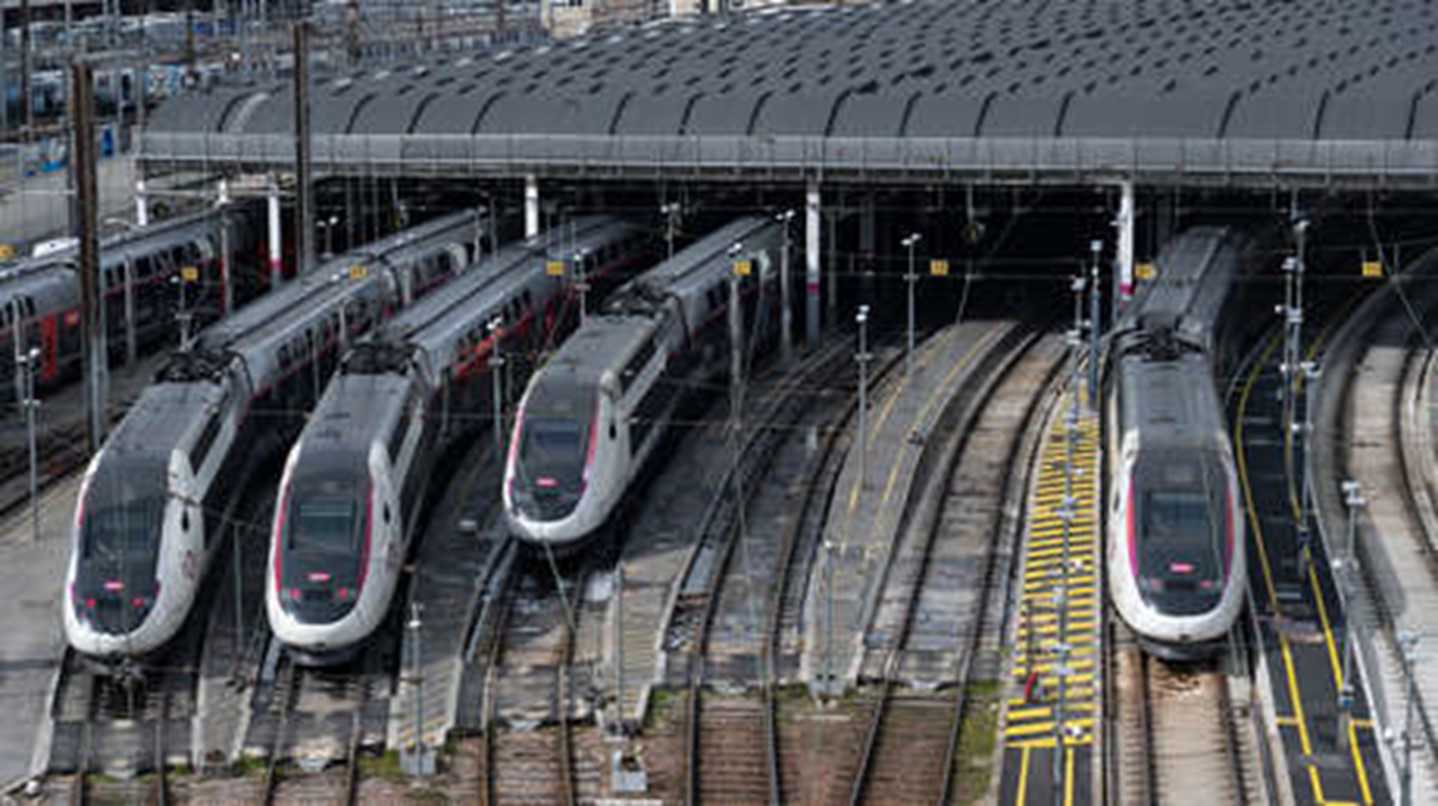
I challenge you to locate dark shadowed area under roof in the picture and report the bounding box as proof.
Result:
[140,0,1438,187]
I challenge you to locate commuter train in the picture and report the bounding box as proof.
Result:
[1105,226,1257,660]
[267,217,651,664]
[505,216,783,553]
[0,206,263,397]
[63,212,478,660]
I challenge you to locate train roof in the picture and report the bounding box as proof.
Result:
[302,374,410,452]
[614,216,774,304]
[1120,226,1245,354]
[541,315,653,385]
[344,210,476,267]
[372,215,628,350]
[102,382,226,456]
[1118,353,1225,450]
[189,212,470,354]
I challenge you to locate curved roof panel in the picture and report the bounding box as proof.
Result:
[142,0,1438,186]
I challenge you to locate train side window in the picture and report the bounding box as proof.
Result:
[387,409,412,463]
[620,337,657,394]
[189,411,222,469]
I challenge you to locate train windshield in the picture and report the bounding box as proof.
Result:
[1137,481,1225,616]
[512,379,595,520]
[74,455,168,635]
[290,497,358,553]
[278,456,368,624]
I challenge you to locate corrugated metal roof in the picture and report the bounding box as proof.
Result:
[140,0,1438,186]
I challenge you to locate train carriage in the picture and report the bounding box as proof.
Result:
[505,216,785,553]
[267,216,650,664]
[1105,226,1258,659]
[63,212,478,660]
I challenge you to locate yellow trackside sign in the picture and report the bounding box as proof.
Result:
[180,265,200,282]
[930,259,949,277]
[1362,260,1384,278]
[546,260,565,277]
[1135,262,1156,281]
[732,259,752,277]
[349,264,368,280]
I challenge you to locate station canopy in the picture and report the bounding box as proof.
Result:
[141,0,1438,188]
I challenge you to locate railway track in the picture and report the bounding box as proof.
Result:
[847,327,1061,805]
[478,550,594,806]
[46,605,205,794]
[250,627,393,804]
[1107,620,1250,805]
[676,336,859,805]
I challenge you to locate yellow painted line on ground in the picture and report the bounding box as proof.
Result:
[843,328,961,518]
[1065,747,1076,806]
[1006,735,1096,750]
[1236,332,1362,805]
[1307,559,1374,804]
[874,329,1001,528]
[1015,746,1031,805]
[845,327,998,552]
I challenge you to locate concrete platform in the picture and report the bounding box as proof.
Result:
[389,440,507,753]
[0,473,81,792]
[800,320,1004,692]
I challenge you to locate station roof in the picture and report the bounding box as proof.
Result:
[141,0,1438,188]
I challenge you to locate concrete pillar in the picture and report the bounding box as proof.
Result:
[135,178,149,227]
[267,176,283,287]
[1116,180,1135,304]
[524,175,539,239]
[805,179,821,348]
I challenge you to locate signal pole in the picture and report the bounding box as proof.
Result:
[777,210,795,364]
[1336,480,1364,751]
[1088,240,1102,407]
[489,316,505,450]
[902,233,920,374]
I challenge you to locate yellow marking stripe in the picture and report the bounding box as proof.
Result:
[1007,735,1095,750]
[1236,327,1373,805]
[1015,746,1031,805]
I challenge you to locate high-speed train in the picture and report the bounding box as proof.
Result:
[504,216,783,553]
[63,212,478,660]
[1106,226,1257,659]
[0,206,262,396]
[267,217,650,664]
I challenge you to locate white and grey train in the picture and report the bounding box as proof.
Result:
[64,212,478,660]
[1106,226,1257,659]
[504,216,783,553]
[267,217,650,664]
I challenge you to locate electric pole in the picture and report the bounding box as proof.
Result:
[293,22,315,277]
[71,60,107,452]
